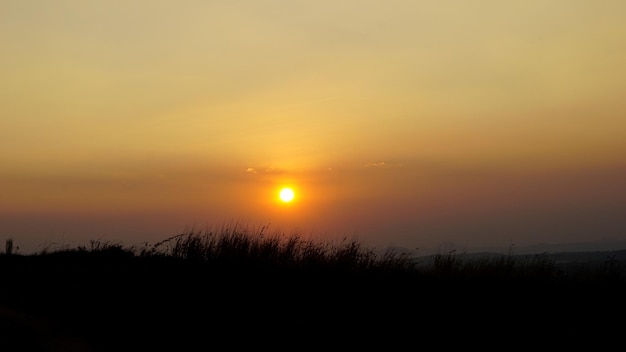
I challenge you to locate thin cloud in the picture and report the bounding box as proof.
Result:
[364,161,406,168]
[245,167,284,175]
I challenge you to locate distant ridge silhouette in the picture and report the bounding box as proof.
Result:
[383,238,626,257]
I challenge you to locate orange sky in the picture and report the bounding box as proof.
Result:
[2,1,626,254]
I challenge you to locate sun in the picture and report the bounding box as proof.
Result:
[279,187,295,203]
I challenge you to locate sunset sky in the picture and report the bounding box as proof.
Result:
[2,1,626,255]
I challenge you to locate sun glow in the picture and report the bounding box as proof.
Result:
[279,188,295,203]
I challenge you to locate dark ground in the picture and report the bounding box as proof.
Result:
[1,252,624,351]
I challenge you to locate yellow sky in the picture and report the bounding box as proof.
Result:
[2,1,626,254]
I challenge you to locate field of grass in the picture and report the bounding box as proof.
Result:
[1,225,625,350]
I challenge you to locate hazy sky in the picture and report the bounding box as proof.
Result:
[2,0,626,254]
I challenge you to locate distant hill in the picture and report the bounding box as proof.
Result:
[412,249,626,266]
[502,239,626,255]
[381,238,626,258]
[380,240,626,273]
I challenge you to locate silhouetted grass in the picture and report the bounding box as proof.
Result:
[141,225,416,275]
[4,226,622,283]
[1,227,625,350]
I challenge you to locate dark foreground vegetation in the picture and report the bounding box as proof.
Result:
[1,226,625,351]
